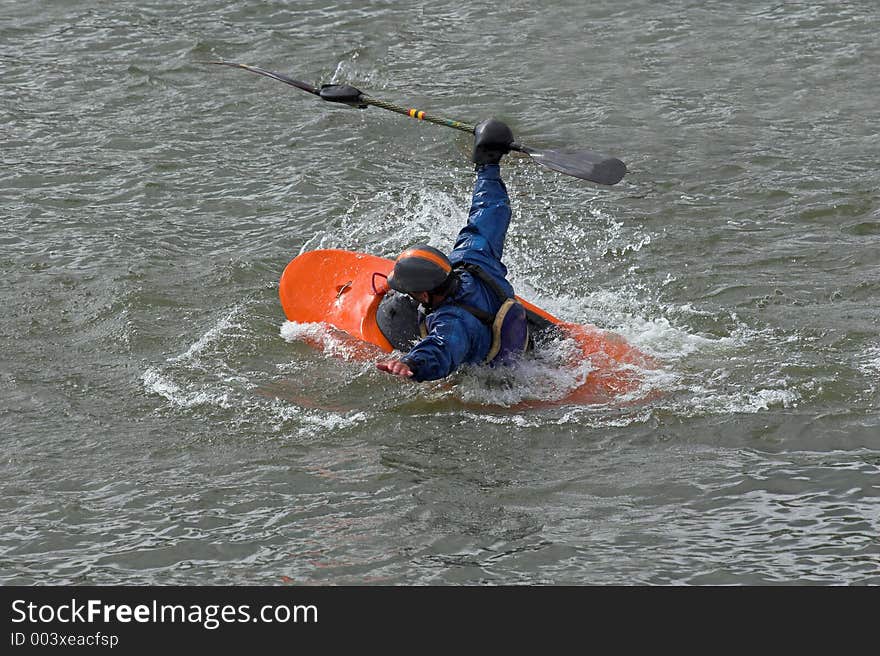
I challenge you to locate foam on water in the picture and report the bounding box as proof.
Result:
[298,181,466,258]
[595,215,654,259]
[860,346,880,376]
[327,50,383,89]
[278,313,666,414]
[689,385,801,414]
[859,345,880,396]
[142,359,369,438]
[432,330,598,408]
[165,303,246,365]
[141,367,234,410]
[279,320,374,362]
[141,307,372,437]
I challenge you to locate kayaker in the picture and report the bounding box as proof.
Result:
[376,118,529,381]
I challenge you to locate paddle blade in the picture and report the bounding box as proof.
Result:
[206,61,320,96]
[518,145,627,185]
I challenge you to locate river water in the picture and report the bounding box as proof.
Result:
[2,1,878,585]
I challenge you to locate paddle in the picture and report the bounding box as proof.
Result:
[206,61,627,186]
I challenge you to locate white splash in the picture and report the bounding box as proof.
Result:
[692,387,801,413]
[280,320,368,361]
[167,304,246,365]
[860,346,880,376]
[141,368,234,409]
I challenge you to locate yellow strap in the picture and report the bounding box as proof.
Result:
[485,299,525,364]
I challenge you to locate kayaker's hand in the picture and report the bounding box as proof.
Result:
[377,359,414,378]
[473,118,514,166]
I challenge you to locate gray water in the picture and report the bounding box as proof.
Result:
[2,0,878,585]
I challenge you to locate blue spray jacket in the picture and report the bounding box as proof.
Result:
[400,164,517,381]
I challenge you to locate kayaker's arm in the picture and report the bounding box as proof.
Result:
[376,119,518,383]
[451,119,515,262]
[376,359,414,378]
[452,164,512,262]
[379,307,478,382]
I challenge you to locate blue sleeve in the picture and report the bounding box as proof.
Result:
[399,308,475,382]
[449,164,511,273]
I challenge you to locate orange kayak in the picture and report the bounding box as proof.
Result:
[279,249,656,405]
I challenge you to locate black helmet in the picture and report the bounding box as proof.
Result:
[387,245,452,294]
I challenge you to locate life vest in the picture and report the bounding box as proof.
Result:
[418,262,529,366]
